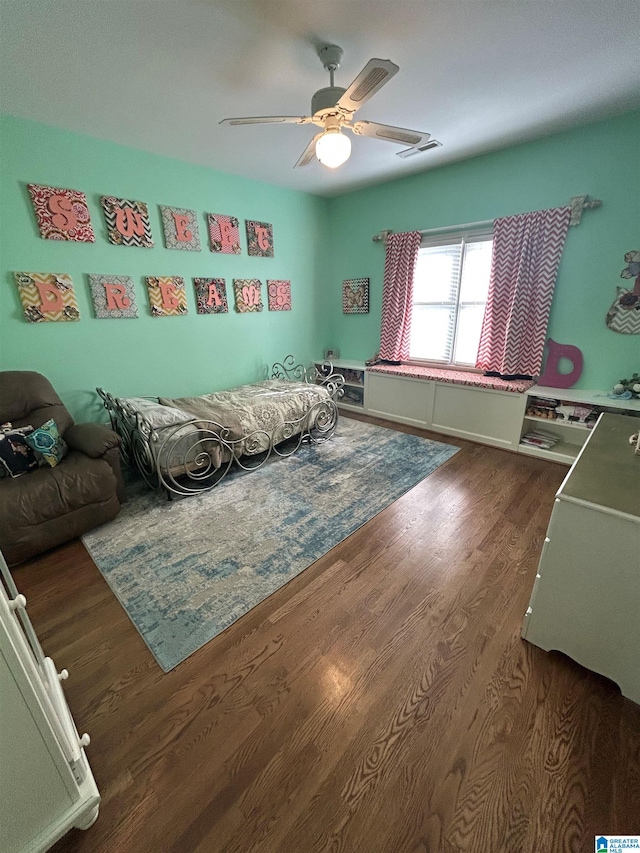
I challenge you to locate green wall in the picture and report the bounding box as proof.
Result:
[2,111,638,424]
[0,115,328,421]
[324,110,640,390]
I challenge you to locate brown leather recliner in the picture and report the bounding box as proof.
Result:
[0,371,126,566]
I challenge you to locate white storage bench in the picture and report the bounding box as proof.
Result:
[350,363,640,462]
[364,364,532,452]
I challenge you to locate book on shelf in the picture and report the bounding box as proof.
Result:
[530,396,560,408]
[521,429,560,450]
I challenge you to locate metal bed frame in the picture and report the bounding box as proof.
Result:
[97,356,344,497]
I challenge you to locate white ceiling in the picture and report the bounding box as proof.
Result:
[1,0,639,197]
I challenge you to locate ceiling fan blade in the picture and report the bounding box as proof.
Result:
[337,58,399,114]
[351,120,429,147]
[219,115,311,126]
[294,134,322,168]
[396,139,443,158]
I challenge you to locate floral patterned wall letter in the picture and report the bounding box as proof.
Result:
[146,276,188,316]
[101,196,154,247]
[28,184,95,242]
[160,206,201,251]
[233,279,263,313]
[193,278,229,314]
[267,280,291,311]
[15,273,80,323]
[89,274,138,319]
[245,220,274,257]
[207,213,241,254]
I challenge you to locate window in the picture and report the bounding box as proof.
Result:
[410,232,493,366]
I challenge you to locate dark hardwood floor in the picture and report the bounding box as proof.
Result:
[14,414,639,853]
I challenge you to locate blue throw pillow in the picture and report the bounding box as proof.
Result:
[0,424,39,477]
[25,418,68,468]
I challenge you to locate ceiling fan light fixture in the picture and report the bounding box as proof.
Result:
[315,128,351,169]
[221,47,434,173]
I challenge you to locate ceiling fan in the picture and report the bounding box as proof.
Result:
[220,45,441,169]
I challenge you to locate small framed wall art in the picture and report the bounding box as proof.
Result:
[15,273,80,323]
[89,275,138,319]
[101,196,154,248]
[343,278,369,314]
[245,220,274,257]
[267,280,291,311]
[193,278,229,314]
[160,206,201,251]
[28,184,95,242]
[233,279,263,313]
[146,276,188,316]
[207,213,241,254]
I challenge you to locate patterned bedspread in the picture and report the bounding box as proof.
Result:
[159,379,331,455]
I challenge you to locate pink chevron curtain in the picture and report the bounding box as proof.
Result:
[476,207,571,376]
[379,231,421,361]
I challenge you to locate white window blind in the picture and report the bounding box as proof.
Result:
[409,233,493,366]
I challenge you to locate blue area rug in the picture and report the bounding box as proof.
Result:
[82,418,459,671]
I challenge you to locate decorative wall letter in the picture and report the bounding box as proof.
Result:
[146,276,188,316]
[207,213,241,254]
[193,278,229,314]
[14,273,80,323]
[101,197,154,247]
[537,338,584,388]
[27,184,95,242]
[267,280,291,311]
[245,220,274,257]
[89,275,138,319]
[233,279,263,313]
[160,206,201,251]
[342,278,369,314]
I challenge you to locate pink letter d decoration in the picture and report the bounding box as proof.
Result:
[538,338,583,388]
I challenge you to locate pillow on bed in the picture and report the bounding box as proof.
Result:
[122,397,194,429]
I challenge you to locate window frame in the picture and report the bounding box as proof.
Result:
[408,228,494,371]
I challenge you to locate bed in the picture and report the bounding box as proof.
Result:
[96,356,344,497]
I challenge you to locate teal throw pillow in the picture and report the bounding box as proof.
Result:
[25,418,68,467]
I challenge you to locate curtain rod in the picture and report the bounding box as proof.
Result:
[371,195,603,243]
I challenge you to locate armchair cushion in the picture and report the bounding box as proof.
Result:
[65,422,121,458]
[0,451,120,565]
[0,371,73,435]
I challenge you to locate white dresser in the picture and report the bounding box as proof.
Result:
[521,413,640,704]
[0,551,100,853]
